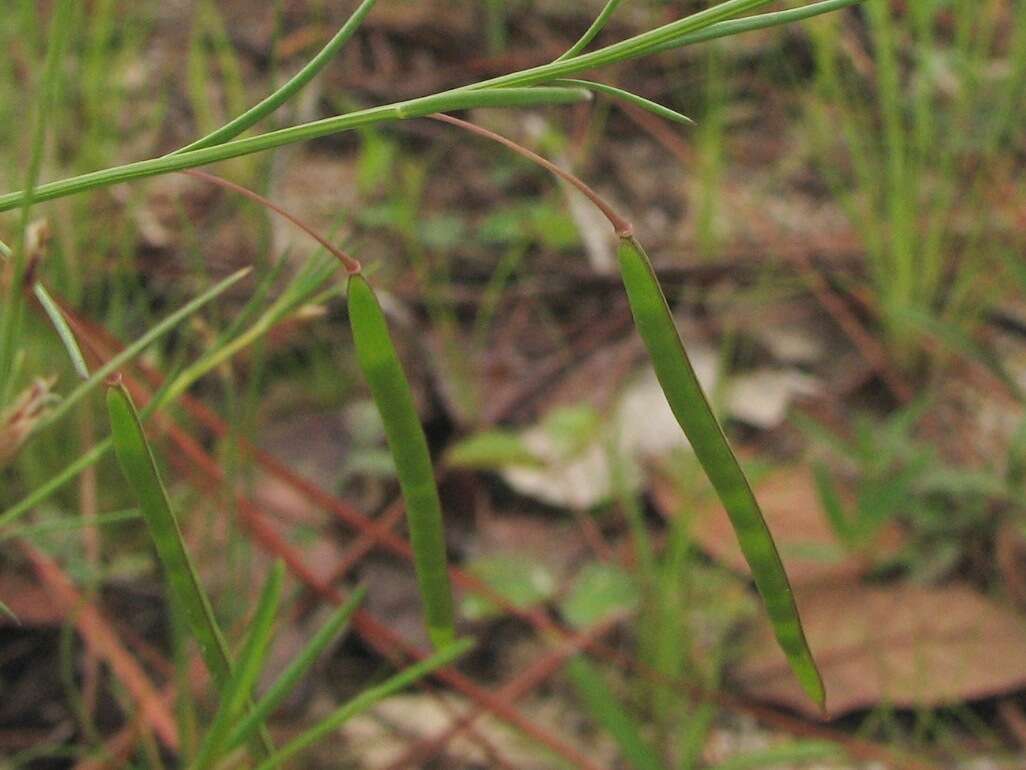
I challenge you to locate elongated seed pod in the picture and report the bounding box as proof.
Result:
[615,236,825,710]
[107,383,275,755]
[106,381,233,686]
[347,274,456,649]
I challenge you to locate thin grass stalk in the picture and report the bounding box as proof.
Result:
[32,268,251,437]
[556,0,626,61]
[224,585,367,752]
[174,0,377,153]
[0,0,74,399]
[191,561,284,770]
[250,638,474,770]
[0,88,591,212]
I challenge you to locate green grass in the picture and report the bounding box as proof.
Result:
[806,1,1026,370]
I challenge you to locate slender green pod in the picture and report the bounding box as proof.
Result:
[614,235,825,710]
[346,274,456,649]
[106,381,234,688]
[107,382,277,759]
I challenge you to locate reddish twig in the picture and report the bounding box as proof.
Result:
[182,169,361,274]
[430,113,633,238]
[22,544,179,751]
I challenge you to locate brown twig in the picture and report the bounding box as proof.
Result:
[182,169,362,274]
[430,113,634,238]
[23,544,178,751]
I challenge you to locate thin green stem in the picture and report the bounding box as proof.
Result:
[0,0,74,399]
[0,89,589,212]
[173,0,377,154]
[556,0,626,62]
[0,1,868,214]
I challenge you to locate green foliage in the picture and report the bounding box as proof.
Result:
[106,382,237,694]
[567,656,663,770]
[805,403,1022,581]
[807,0,1026,368]
[462,556,556,620]
[348,274,457,649]
[446,429,543,470]
[560,562,640,628]
[616,236,824,710]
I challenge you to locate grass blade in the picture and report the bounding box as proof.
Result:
[556,0,626,61]
[567,656,662,770]
[251,637,475,770]
[0,509,139,543]
[551,78,694,125]
[709,740,843,769]
[347,274,456,649]
[0,599,18,625]
[225,585,367,752]
[175,0,378,153]
[0,256,333,530]
[35,267,251,436]
[649,0,865,55]
[192,561,284,770]
[615,235,825,711]
[0,0,74,399]
[32,283,89,379]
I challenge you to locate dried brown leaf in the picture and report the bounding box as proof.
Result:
[736,580,1026,716]
[652,465,899,586]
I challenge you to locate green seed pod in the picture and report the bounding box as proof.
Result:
[106,381,233,687]
[615,236,825,710]
[347,274,456,650]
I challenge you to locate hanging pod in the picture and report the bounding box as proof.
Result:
[347,274,457,650]
[615,235,825,711]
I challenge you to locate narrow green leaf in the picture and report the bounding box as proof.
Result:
[551,79,695,125]
[347,274,456,649]
[252,638,474,770]
[0,509,139,543]
[35,267,251,436]
[0,600,18,625]
[32,283,89,379]
[225,585,367,752]
[175,0,378,153]
[615,236,824,711]
[0,0,74,399]
[0,256,332,530]
[567,656,662,770]
[649,0,866,55]
[445,429,542,470]
[192,562,284,770]
[106,382,276,761]
[812,462,853,546]
[709,740,843,770]
[556,0,627,61]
